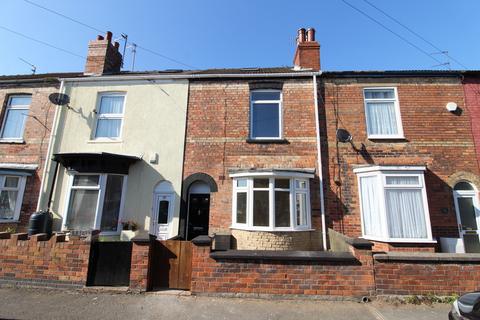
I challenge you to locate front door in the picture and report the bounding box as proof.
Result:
[187,194,210,240]
[153,193,174,240]
[454,183,480,253]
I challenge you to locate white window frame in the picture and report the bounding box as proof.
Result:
[62,172,127,235]
[363,87,404,140]
[0,175,27,223]
[230,171,313,232]
[0,95,31,142]
[249,89,283,140]
[93,92,126,141]
[354,166,434,243]
[453,181,480,240]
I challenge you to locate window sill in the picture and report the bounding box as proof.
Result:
[231,226,314,233]
[246,138,289,144]
[360,236,437,244]
[87,139,123,144]
[0,139,25,144]
[367,136,407,142]
[0,219,19,224]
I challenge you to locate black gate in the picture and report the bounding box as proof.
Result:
[87,241,133,286]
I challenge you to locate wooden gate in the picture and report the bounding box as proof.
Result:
[87,241,132,286]
[150,240,193,290]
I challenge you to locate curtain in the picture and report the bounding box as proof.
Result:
[366,102,398,135]
[2,109,28,138]
[95,119,122,138]
[0,190,17,219]
[296,193,307,227]
[386,176,418,185]
[385,189,427,238]
[99,96,124,114]
[360,176,384,237]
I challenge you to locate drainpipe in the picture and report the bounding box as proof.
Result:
[313,73,327,251]
[36,80,64,211]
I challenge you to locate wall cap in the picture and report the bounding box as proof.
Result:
[192,235,212,246]
[374,252,480,262]
[210,250,357,262]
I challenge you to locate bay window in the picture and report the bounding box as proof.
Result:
[231,171,313,231]
[64,173,126,233]
[355,166,433,242]
[0,175,27,221]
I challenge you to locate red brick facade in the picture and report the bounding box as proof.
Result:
[321,75,479,248]
[462,75,480,167]
[0,80,61,232]
[182,78,322,248]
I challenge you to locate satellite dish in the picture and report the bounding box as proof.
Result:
[446,102,458,112]
[48,93,70,106]
[336,128,352,143]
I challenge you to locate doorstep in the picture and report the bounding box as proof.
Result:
[82,286,130,294]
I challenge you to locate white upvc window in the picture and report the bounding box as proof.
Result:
[363,88,404,139]
[250,90,283,140]
[231,171,313,231]
[0,95,31,141]
[0,175,27,222]
[63,173,127,234]
[94,93,125,140]
[354,166,433,243]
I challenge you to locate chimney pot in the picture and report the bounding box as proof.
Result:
[106,31,113,42]
[306,28,315,42]
[297,28,306,44]
[97,35,104,40]
[114,41,120,50]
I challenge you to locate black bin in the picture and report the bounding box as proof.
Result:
[28,210,53,237]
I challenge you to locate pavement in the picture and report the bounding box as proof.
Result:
[0,287,452,320]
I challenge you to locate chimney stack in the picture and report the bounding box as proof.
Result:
[84,31,123,75]
[293,27,320,71]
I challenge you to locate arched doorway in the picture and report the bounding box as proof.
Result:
[186,181,210,240]
[453,181,480,253]
[152,181,175,240]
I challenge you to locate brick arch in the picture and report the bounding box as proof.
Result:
[446,171,480,190]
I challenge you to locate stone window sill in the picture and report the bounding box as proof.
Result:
[0,220,19,224]
[246,138,289,144]
[0,139,25,144]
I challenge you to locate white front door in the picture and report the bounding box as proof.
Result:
[454,187,480,253]
[153,193,174,240]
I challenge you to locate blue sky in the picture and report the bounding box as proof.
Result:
[0,0,478,75]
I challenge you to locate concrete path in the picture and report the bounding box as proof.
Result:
[0,288,451,320]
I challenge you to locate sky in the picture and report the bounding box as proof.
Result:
[0,0,479,75]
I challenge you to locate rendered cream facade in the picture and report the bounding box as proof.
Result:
[39,79,189,238]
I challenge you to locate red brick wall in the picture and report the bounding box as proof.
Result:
[184,79,321,236]
[129,240,151,291]
[463,76,480,167]
[322,76,479,242]
[0,233,90,288]
[374,257,480,295]
[191,242,375,297]
[0,83,59,231]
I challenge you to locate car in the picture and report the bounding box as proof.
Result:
[449,292,480,320]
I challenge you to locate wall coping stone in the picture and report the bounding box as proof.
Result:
[192,235,212,246]
[0,232,10,239]
[210,250,357,262]
[374,252,480,262]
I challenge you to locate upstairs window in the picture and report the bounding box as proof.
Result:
[231,172,312,231]
[355,166,432,242]
[94,93,125,139]
[250,90,282,139]
[363,88,403,139]
[1,95,31,140]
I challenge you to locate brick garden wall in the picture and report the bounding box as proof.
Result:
[0,232,91,288]
[183,79,322,249]
[0,82,60,231]
[374,254,480,296]
[322,76,479,243]
[191,240,375,297]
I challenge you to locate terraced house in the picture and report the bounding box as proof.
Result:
[1,28,480,298]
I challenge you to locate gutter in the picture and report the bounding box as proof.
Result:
[36,80,64,211]
[312,72,328,251]
[60,71,319,82]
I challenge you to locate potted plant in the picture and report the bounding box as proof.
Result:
[120,220,139,241]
